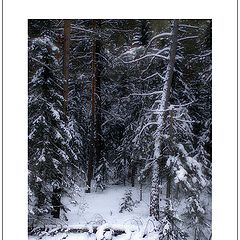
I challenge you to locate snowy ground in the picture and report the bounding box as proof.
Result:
[63,185,150,225]
[29,185,167,240]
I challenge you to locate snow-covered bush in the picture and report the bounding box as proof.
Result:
[119,189,135,213]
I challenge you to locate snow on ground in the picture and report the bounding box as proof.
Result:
[29,185,167,240]
[63,185,149,226]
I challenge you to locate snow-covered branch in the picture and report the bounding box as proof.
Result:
[124,91,163,98]
[140,72,165,81]
[30,57,55,71]
[136,122,159,139]
[144,32,172,53]
[120,51,169,64]
[178,36,198,41]
[179,24,202,30]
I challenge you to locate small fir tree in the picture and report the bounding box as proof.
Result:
[119,189,135,213]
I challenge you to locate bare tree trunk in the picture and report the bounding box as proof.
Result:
[150,20,179,220]
[86,20,104,192]
[63,19,70,122]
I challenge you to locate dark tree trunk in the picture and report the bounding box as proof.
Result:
[63,19,70,122]
[86,19,103,193]
[52,185,61,218]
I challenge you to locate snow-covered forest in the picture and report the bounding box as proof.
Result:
[28,19,212,240]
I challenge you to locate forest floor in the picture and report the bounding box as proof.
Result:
[29,185,168,240]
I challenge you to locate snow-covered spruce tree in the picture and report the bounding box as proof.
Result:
[28,29,73,218]
[119,189,135,213]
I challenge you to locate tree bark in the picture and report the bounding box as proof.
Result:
[166,109,174,199]
[63,19,70,122]
[86,19,102,193]
[51,185,61,218]
[150,20,179,220]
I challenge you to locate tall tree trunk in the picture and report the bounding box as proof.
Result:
[150,20,179,220]
[166,109,174,199]
[86,19,102,193]
[63,19,70,122]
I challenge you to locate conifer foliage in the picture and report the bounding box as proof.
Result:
[28,27,73,217]
[119,189,135,213]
